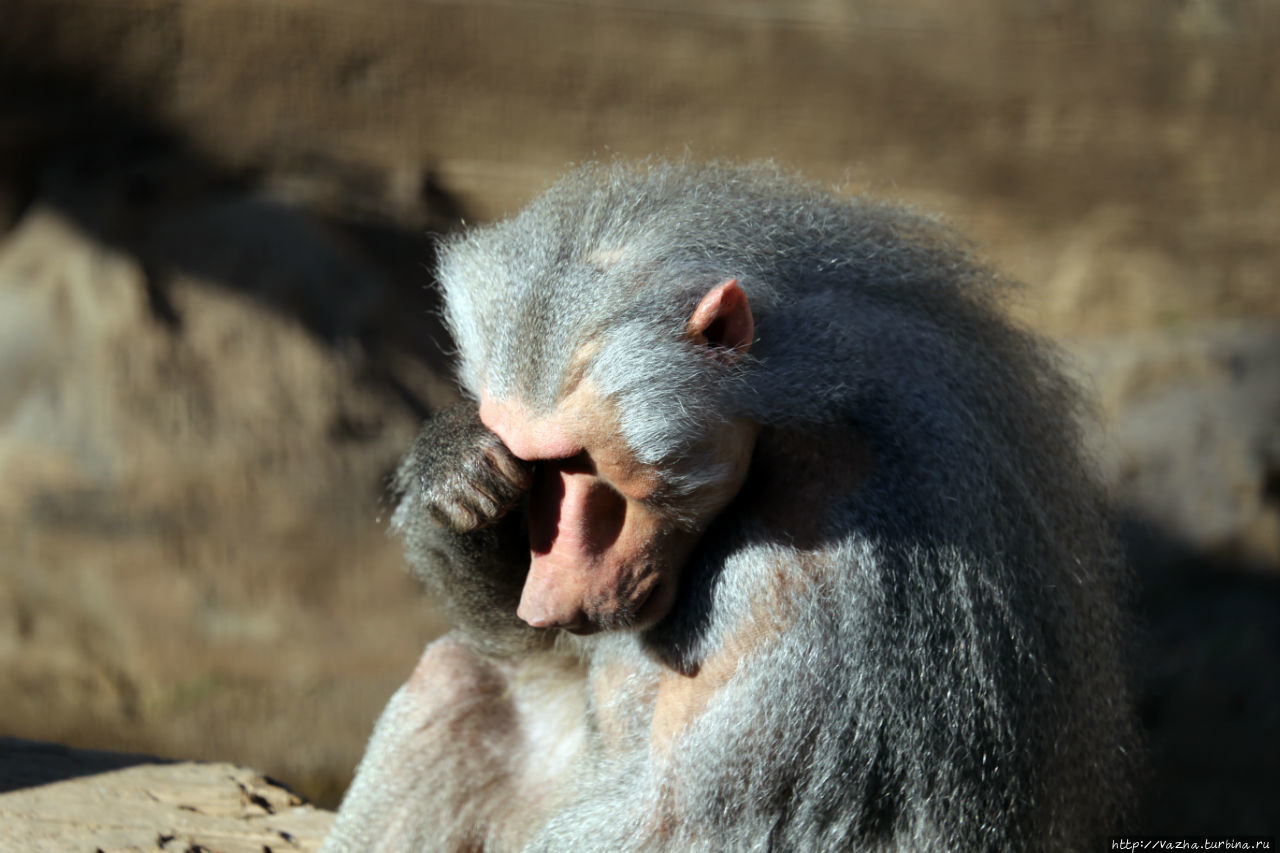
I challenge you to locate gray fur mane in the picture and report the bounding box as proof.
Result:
[437,160,1084,511]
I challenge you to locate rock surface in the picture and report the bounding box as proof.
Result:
[0,738,333,852]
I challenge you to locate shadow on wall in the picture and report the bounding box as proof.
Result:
[1123,512,1280,836]
[0,67,463,421]
[0,738,170,795]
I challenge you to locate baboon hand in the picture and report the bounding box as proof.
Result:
[408,404,534,533]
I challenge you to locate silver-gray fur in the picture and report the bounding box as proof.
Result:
[326,161,1136,852]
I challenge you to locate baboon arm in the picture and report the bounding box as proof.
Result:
[325,636,588,852]
[392,405,545,654]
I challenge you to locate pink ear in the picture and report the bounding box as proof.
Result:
[686,279,754,358]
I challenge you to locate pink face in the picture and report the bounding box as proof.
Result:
[478,279,758,633]
[479,388,699,633]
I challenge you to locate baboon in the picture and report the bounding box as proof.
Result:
[324,161,1136,852]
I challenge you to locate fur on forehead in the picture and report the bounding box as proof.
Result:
[435,164,782,462]
[435,157,1012,458]
[436,162,801,409]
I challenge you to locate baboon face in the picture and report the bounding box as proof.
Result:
[478,279,758,633]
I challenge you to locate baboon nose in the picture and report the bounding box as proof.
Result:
[517,566,589,630]
[519,606,592,633]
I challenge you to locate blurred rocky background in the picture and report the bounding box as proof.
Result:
[0,0,1276,837]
